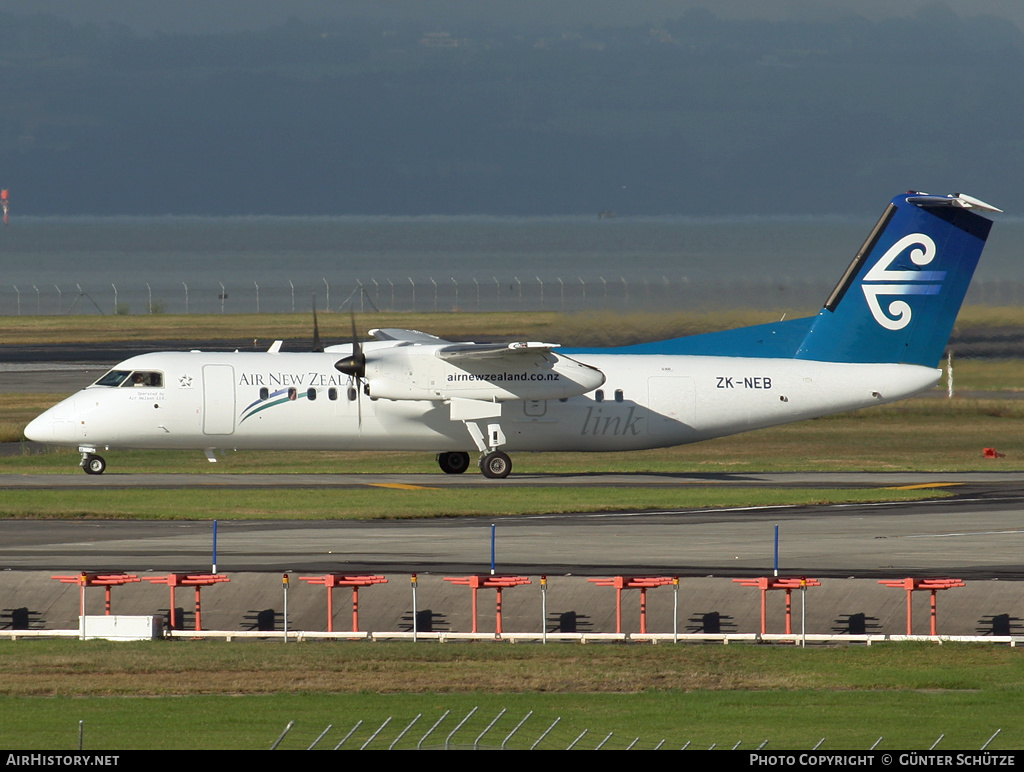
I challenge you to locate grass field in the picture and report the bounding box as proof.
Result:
[0,641,1020,750]
[0,308,803,346]
[3,304,1022,346]
[0,486,943,520]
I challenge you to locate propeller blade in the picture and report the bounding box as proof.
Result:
[350,309,362,363]
[355,376,362,429]
[311,293,323,353]
[331,312,365,428]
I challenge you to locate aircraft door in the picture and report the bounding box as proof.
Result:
[202,365,236,435]
[523,400,547,417]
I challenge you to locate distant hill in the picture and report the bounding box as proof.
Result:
[1,7,1022,216]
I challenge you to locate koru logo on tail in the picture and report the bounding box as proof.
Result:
[861,233,945,330]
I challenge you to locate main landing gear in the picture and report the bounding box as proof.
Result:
[437,450,512,478]
[436,451,471,475]
[81,453,106,475]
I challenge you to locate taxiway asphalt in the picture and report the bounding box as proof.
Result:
[1,471,1023,579]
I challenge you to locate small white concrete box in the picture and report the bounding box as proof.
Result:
[80,615,163,641]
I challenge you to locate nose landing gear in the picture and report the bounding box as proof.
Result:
[81,452,106,475]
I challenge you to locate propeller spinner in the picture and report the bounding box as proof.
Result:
[333,312,366,378]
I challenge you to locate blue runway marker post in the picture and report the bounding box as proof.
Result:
[773,524,779,577]
[212,519,218,573]
[490,523,496,575]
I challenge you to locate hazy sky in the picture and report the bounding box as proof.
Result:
[3,1,1022,216]
[4,0,1024,32]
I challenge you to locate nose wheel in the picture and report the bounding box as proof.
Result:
[479,450,512,479]
[81,453,106,475]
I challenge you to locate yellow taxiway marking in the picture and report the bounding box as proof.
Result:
[885,483,962,490]
[369,483,443,491]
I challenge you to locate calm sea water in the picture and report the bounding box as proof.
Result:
[1,215,1022,316]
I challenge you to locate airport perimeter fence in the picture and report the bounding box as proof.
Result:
[62,709,1006,751]
[264,712,1006,751]
[3,276,1022,317]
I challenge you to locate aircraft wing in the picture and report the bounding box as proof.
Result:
[436,341,560,363]
[370,327,563,362]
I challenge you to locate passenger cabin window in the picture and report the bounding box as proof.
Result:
[328,388,338,401]
[288,388,297,401]
[594,389,604,403]
[614,389,624,403]
[307,388,316,401]
[259,387,269,400]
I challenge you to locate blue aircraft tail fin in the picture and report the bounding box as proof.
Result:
[794,192,999,367]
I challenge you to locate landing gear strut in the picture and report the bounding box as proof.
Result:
[437,451,471,475]
[479,450,512,479]
[81,453,106,475]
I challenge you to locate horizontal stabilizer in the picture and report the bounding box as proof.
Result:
[904,192,1002,213]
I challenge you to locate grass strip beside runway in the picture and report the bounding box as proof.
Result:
[3,305,1023,346]
[0,486,942,520]
[0,641,1021,749]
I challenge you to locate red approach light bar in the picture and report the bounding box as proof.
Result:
[588,576,676,634]
[878,577,965,636]
[298,574,388,633]
[444,575,532,636]
[51,572,141,617]
[146,573,230,631]
[733,576,822,636]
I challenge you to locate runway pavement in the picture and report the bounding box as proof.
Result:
[1,471,1023,578]
[3,469,1024,489]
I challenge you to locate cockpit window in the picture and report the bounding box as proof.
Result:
[93,370,164,388]
[94,370,131,387]
[123,371,163,388]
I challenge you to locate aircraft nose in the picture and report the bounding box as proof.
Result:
[23,413,45,442]
[24,399,78,444]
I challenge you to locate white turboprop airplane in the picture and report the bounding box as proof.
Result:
[25,191,1000,478]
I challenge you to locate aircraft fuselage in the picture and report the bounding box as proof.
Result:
[27,350,939,454]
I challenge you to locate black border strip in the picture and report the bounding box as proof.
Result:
[823,203,896,312]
